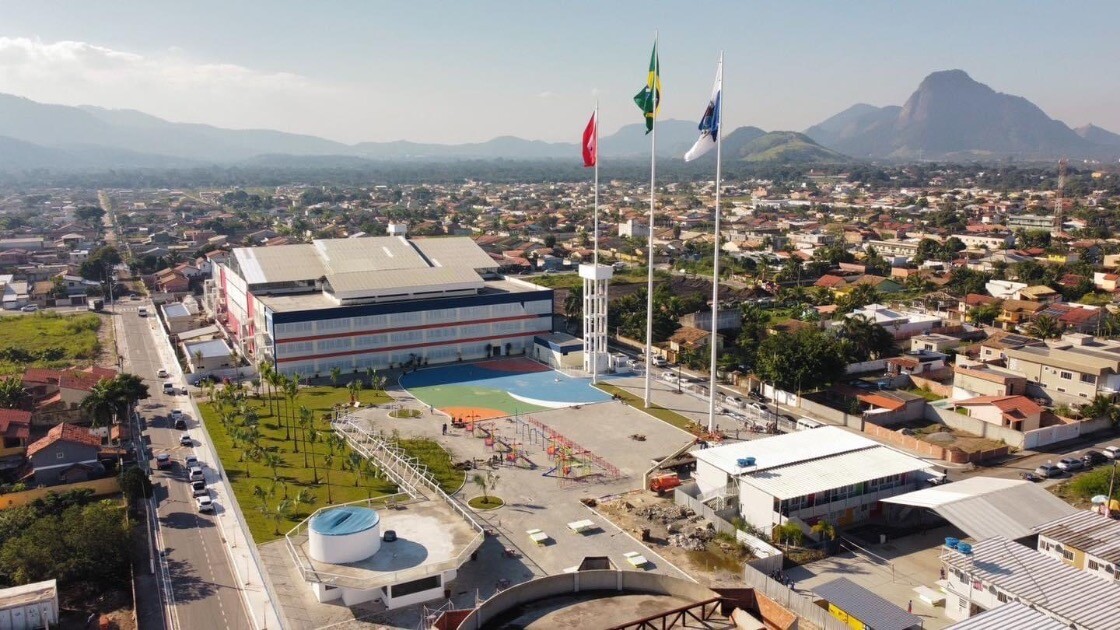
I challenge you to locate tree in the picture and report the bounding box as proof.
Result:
[273,498,293,535]
[0,377,27,409]
[836,314,896,362]
[306,428,320,485]
[471,469,499,505]
[258,360,275,416]
[968,302,1002,326]
[80,380,117,428]
[1027,314,1062,339]
[1080,395,1119,424]
[119,467,153,506]
[322,452,335,504]
[755,328,847,393]
[329,366,342,388]
[75,206,105,226]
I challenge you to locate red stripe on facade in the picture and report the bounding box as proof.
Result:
[277,314,544,343]
[274,331,541,363]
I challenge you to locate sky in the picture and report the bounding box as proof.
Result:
[0,1,1117,145]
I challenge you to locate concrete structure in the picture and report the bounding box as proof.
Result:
[1006,214,1056,230]
[448,569,781,630]
[210,236,553,376]
[941,537,1120,628]
[1003,333,1120,399]
[579,263,612,376]
[618,218,650,238]
[161,301,195,334]
[866,239,920,258]
[953,232,1014,251]
[984,280,1026,300]
[308,505,382,565]
[1034,511,1120,583]
[951,364,1027,400]
[691,426,935,533]
[679,307,742,332]
[812,577,920,630]
[910,333,963,354]
[532,332,584,370]
[845,304,942,341]
[182,338,235,373]
[0,580,58,629]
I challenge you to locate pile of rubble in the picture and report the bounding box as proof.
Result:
[667,528,714,551]
[632,503,694,524]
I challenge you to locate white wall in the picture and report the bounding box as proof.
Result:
[693,459,730,497]
[738,481,778,532]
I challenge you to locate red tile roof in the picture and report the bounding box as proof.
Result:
[0,409,30,440]
[27,423,101,458]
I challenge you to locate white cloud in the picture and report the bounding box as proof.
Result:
[0,36,352,137]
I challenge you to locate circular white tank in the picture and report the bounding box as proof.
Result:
[308,506,382,564]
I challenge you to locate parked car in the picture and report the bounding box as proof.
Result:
[138,307,148,317]
[196,495,214,513]
[179,433,192,446]
[653,357,667,368]
[1104,446,1120,460]
[190,480,208,498]
[155,453,172,470]
[1057,457,1084,472]
[1082,451,1108,466]
[188,466,204,482]
[162,382,175,395]
[184,455,198,469]
[20,304,37,312]
[157,368,169,379]
[1034,463,1062,478]
[174,418,187,431]
[1020,472,1042,482]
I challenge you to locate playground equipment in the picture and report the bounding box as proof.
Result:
[506,413,623,487]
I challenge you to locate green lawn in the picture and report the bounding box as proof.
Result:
[198,385,462,544]
[0,312,102,375]
[594,383,698,432]
[906,387,946,402]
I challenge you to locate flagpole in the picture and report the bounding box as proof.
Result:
[643,31,658,409]
[707,52,724,434]
[592,100,600,385]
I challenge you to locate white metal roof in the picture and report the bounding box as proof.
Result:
[944,602,1065,630]
[414,237,500,271]
[315,236,428,274]
[326,266,481,298]
[882,476,1077,541]
[234,244,326,285]
[942,537,1120,629]
[692,426,877,476]
[741,446,931,500]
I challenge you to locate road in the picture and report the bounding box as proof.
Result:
[116,302,253,630]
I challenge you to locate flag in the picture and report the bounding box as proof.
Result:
[684,59,722,162]
[633,41,661,134]
[582,111,597,167]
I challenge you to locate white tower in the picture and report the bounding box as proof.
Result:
[580,263,612,381]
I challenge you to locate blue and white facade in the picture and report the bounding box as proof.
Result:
[212,236,554,376]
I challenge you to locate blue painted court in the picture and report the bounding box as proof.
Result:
[399,358,612,420]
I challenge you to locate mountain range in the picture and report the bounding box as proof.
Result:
[804,69,1120,160]
[0,69,1117,171]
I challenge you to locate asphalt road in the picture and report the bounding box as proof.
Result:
[116,303,253,630]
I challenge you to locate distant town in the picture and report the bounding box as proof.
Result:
[1,160,1120,630]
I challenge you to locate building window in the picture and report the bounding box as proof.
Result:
[1089,559,1100,571]
[1059,371,1073,380]
[997,591,1009,603]
[1081,373,1097,384]
[390,575,441,598]
[1062,549,1074,561]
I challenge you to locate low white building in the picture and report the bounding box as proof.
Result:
[941,537,1120,627]
[0,580,57,630]
[844,304,943,340]
[691,427,935,533]
[1035,511,1120,583]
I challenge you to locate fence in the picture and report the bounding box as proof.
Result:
[742,565,849,630]
[0,476,121,510]
[907,374,954,398]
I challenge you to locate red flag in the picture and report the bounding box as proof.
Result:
[582,111,597,167]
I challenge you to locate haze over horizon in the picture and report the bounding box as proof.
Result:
[0,1,1117,145]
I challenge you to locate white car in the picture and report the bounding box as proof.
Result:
[1104,446,1120,460]
[20,304,38,312]
[157,368,170,379]
[188,465,204,482]
[196,495,214,513]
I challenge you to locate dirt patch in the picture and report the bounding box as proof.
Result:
[96,312,118,367]
[595,493,754,586]
[897,421,1004,453]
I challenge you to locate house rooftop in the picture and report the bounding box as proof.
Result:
[1033,511,1120,565]
[27,423,100,458]
[692,426,877,476]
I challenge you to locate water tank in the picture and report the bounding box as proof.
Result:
[308,506,382,564]
[736,456,756,468]
[958,543,972,555]
[945,537,960,549]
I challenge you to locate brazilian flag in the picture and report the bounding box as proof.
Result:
[633,41,661,134]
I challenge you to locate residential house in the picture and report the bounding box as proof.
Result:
[886,350,949,377]
[678,308,741,332]
[21,366,116,425]
[25,423,104,486]
[844,304,942,341]
[985,280,1027,300]
[994,299,1046,331]
[1019,285,1061,303]
[667,326,721,363]
[0,409,30,470]
[952,364,1027,400]
[1035,511,1120,583]
[910,333,963,354]
[954,395,1044,431]
[1002,333,1120,400]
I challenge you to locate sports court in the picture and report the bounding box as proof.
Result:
[399,358,612,421]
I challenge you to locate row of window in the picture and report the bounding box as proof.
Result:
[277,339,527,375]
[272,300,550,337]
[276,319,547,357]
[784,475,906,511]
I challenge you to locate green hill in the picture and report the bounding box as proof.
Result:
[734,131,851,163]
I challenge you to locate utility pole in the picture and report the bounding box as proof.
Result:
[1053,157,1067,238]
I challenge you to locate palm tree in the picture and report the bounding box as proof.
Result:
[0,376,27,409]
[348,451,363,486]
[471,470,499,505]
[306,428,320,484]
[369,370,385,396]
[258,360,274,416]
[81,380,117,429]
[1080,395,1117,422]
[347,379,363,406]
[297,406,312,462]
[283,376,299,442]
[329,366,342,388]
[1027,314,1063,339]
[273,498,293,535]
[109,373,149,423]
[294,488,315,518]
[322,452,334,503]
[252,485,268,514]
[263,452,283,492]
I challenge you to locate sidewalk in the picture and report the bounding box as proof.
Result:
[143,305,283,630]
